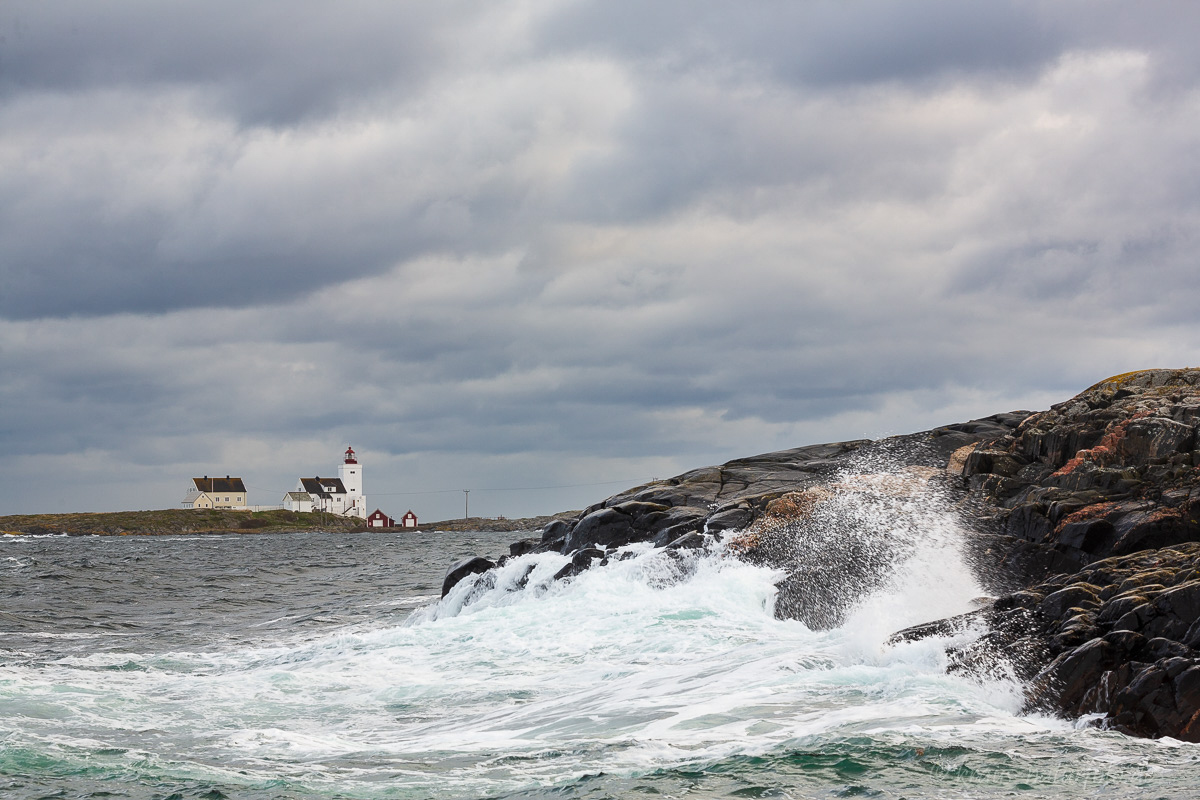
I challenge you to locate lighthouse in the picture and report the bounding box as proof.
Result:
[339,445,367,518]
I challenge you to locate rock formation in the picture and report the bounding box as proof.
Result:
[517,413,1026,559]
[443,367,1200,741]
[897,368,1200,740]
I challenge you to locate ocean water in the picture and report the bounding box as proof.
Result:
[2,521,1197,799]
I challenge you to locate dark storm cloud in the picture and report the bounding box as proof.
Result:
[0,1,454,125]
[0,87,523,319]
[537,0,1065,88]
[0,0,1068,321]
[538,0,1200,92]
[0,1,514,319]
[3,1,1200,516]
[0,0,1191,320]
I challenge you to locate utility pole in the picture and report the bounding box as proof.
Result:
[463,489,470,520]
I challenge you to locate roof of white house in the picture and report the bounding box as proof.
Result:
[299,477,347,497]
[192,476,246,493]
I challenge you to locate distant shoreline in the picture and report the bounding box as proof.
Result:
[0,508,578,537]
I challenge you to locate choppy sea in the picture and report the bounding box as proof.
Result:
[2,525,1197,799]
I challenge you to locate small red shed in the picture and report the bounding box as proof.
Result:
[367,509,396,528]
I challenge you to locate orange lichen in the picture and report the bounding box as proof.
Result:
[729,469,940,555]
[1052,451,1092,477]
[1016,412,1045,433]
[729,487,836,554]
[1051,412,1157,476]
[1085,369,1174,391]
[1146,506,1184,525]
[764,487,832,518]
[724,528,764,554]
[1060,502,1122,527]
[1085,367,1200,394]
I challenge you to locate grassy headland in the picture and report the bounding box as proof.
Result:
[0,508,579,536]
[0,508,363,536]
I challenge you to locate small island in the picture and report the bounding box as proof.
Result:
[0,508,581,537]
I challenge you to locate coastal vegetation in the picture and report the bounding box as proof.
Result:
[0,508,365,536]
[0,509,580,537]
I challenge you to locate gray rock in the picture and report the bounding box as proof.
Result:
[1056,519,1116,554]
[1120,419,1195,463]
[553,547,606,581]
[704,507,753,533]
[444,368,1200,742]
[663,532,708,551]
[441,556,495,598]
[564,507,637,552]
[509,537,540,557]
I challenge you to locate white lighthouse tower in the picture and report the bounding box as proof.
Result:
[339,445,367,518]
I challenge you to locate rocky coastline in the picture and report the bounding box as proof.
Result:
[445,368,1200,742]
[900,367,1200,741]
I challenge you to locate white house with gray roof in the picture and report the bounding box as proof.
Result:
[293,446,367,518]
[283,491,313,513]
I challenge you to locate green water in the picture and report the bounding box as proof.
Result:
[2,531,1196,799]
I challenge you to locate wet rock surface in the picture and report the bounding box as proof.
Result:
[898,368,1200,740]
[961,369,1200,574]
[531,412,1027,564]
[444,413,1027,624]
[441,556,495,597]
[895,543,1200,741]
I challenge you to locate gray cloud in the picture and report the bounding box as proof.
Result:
[0,1,455,125]
[1,1,1199,518]
[536,0,1066,89]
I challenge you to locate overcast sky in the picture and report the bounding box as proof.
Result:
[2,1,1199,521]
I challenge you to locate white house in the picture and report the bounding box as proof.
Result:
[283,491,313,513]
[295,446,367,518]
[184,491,215,509]
[183,476,248,509]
